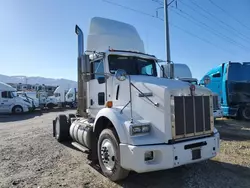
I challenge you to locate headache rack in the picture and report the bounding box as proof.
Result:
[171,95,214,140]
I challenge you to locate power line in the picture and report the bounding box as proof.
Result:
[103,0,156,18]
[171,6,250,51]
[188,0,250,42]
[102,0,232,54]
[169,22,232,54]
[178,0,250,44]
[208,0,250,31]
[152,0,163,5]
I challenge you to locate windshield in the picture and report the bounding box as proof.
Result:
[228,63,250,81]
[11,91,17,98]
[54,93,60,97]
[108,55,157,76]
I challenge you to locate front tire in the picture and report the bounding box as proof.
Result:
[12,105,23,114]
[97,128,129,182]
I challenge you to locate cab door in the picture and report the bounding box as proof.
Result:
[0,91,14,113]
[88,59,106,117]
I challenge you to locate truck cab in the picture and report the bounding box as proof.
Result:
[52,17,220,181]
[0,82,32,114]
[200,62,250,120]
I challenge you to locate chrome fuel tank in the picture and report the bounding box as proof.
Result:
[69,118,92,148]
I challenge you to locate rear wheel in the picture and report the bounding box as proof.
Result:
[55,114,70,142]
[12,105,23,114]
[239,107,250,121]
[47,103,54,109]
[97,128,129,182]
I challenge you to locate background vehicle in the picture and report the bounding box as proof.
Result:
[52,17,220,181]
[17,91,40,111]
[0,82,32,114]
[200,62,250,120]
[46,86,77,109]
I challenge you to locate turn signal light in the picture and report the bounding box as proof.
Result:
[106,101,113,108]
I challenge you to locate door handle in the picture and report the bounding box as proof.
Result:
[1,103,4,104]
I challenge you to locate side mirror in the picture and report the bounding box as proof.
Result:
[203,75,211,86]
[115,69,127,81]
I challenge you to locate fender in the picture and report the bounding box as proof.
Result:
[93,107,129,144]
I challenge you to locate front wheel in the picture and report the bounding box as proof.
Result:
[12,105,24,114]
[97,128,129,182]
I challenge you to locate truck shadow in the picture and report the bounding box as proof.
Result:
[112,160,250,188]
[215,119,250,141]
[0,108,73,123]
[0,111,43,123]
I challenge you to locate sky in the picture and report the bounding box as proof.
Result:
[0,0,249,81]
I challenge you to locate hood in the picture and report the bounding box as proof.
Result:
[130,75,213,96]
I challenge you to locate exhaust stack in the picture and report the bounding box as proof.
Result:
[75,25,88,118]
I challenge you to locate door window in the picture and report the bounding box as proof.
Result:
[92,60,104,79]
[1,91,13,98]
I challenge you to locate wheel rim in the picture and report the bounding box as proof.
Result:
[100,138,116,171]
[243,108,250,120]
[55,120,59,138]
[15,107,22,113]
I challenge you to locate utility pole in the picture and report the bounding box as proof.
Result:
[164,0,174,79]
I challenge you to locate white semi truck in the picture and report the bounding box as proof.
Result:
[160,63,223,119]
[46,86,77,109]
[0,82,33,114]
[52,17,220,181]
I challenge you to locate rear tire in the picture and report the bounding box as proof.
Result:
[47,103,54,109]
[55,114,70,142]
[239,107,250,121]
[12,105,23,114]
[97,128,129,182]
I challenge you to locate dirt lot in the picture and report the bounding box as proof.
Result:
[0,110,250,188]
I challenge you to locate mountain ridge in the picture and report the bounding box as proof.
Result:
[0,74,77,89]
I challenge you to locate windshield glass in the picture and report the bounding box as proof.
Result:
[54,93,60,97]
[11,91,18,98]
[108,55,157,76]
[228,63,250,81]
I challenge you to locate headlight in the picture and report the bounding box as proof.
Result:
[130,124,151,136]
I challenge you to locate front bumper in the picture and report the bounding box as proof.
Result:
[213,109,223,118]
[120,133,220,173]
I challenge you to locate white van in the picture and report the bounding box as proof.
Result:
[0,82,32,114]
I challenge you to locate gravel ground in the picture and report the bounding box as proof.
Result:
[0,110,250,188]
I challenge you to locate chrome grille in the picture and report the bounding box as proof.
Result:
[173,96,213,139]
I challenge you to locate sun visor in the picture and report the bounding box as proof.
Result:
[86,17,145,53]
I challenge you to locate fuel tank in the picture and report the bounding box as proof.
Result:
[69,118,92,148]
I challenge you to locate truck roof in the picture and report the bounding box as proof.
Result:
[0,82,16,92]
[86,17,145,53]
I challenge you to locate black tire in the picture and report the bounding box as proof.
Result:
[55,114,70,142]
[12,105,24,114]
[97,128,129,182]
[239,107,250,121]
[52,119,56,137]
[47,103,54,109]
